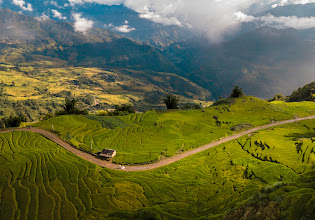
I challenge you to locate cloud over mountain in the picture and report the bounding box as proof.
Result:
[72,13,94,33]
[52,9,66,20]
[61,0,315,42]
[235,11,315,29]
[7,0,315,42]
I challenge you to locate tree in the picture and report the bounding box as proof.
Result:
[0,121,5,130]
[1,114,26,128]
[230,86,244,98]
[163,94,180,109]
[64,98,77,114]
[55,98,88,116]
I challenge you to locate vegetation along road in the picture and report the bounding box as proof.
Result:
[1,115,314,172]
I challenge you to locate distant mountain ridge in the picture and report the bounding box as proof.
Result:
[0,9,178,73]
[256,3,315,17]
[1,1,190,48]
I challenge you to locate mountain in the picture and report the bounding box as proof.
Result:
[0,8,178,73]
[0,9,212,118]
[256,3,315,17]
[166,26,315,99]
[1,1,190,47]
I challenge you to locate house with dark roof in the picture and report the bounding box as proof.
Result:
[99,149,116,158]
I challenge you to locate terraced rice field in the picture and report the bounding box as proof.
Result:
[37,97,315,164]
[0,119,314,219]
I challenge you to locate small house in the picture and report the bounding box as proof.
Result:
[99,149,117,158]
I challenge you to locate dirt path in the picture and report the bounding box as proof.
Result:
[1,116,314,172]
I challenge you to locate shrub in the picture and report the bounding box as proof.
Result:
[268,94,287,102]
[230,123,253,132]
[181,103,202,110]
[213,98,235,106]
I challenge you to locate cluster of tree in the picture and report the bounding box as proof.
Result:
[288,81,315,102]
[108,104,135,116]
[267,82,315,102]
[0,114,27,129]
[55,98,88,116]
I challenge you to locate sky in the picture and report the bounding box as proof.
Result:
[5,0,315,41]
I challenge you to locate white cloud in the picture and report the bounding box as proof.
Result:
[272,0,315,8]
[12,0,33,11]
[68,0,124,6]
[114,24,135,32]
[44,1,61,8]
[73,13,94,33]
[104,23,113,28]
[52,9,67,20]
[235,12,315,29]
[35,14,50,21]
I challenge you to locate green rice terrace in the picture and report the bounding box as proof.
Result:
[36,97,315,165]
[0,117,314,219]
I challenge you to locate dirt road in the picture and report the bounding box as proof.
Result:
[1,115,314,172]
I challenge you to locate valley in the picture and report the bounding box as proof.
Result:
[0,1,315,219]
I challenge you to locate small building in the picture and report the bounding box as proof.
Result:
[99,149,117,158]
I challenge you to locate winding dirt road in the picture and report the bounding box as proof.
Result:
[1,115,314,172]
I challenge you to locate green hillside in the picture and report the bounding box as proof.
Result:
[0,64,211,120]
[36,97,315,164]
[0,118,314,219]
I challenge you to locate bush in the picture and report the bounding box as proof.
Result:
[213,98,236,106]
[181,103,202,110]
[230,123,253,132]
[268,94,287,102]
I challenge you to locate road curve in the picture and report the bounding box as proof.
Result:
[0,115,314,172]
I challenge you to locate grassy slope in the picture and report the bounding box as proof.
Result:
[0,119,314,219]
[0,64,211,119]
[37,97,315,164]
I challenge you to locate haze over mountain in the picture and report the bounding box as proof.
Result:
[168,26,315,98]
